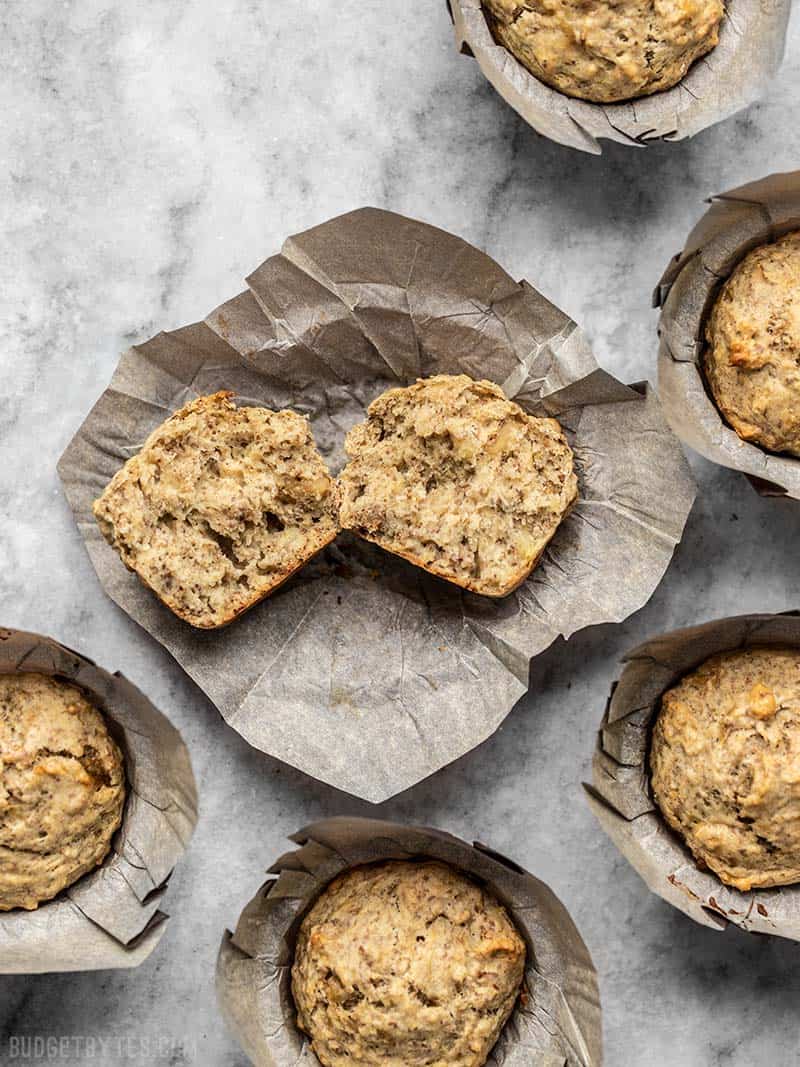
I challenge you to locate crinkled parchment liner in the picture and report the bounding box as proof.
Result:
[656,170,800,500]
[585,612,800,939]
[58,207,695,803]
[447,0,790,154]
[216,817,602,1066]
[0,628,197,973]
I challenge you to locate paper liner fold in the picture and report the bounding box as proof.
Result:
[657,169,800,500]
[448,0,790,154]
[216,817,602,1066]
[586,612,800,939]
[59,207,695,802]
[0,628,198,973]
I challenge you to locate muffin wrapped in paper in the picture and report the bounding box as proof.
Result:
[586,612,800,939]
[216,817,602,1066]
[59,207,695,802]
[447,0,789,154]
[656,170,800,500]
[0,628,197,973]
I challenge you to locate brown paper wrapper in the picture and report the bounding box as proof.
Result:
[216,817,602,1066]
[586,611,800,939]
[448,0,790,154]
[656,170,800,500]
[0,628,198,972]
[58,207,695,802]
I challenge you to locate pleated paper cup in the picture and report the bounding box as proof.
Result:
[217,817,602,1066]
[656,170,800,500]
[59,207,695,802]
[0,628,197,973]
[586,612,800,939]
[447,0,790,154]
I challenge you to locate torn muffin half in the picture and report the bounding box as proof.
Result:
[335,375,577,597]
[93,392,338,628]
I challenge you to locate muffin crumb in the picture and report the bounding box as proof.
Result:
[93,392,338,628]
[336,375,577,597]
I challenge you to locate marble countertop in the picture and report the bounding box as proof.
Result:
[2,2,799,1064]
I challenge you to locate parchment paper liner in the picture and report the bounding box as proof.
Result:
[656,170,800,500]
[58,207,695,803]
[586,612,800,939]
[0,628,197,973]
[447,0,790,154]
[216,816,602,1066]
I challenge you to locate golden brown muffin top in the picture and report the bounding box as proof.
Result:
[291,860,526,1067]
[704,231,800,458]
[0,673,126,910]
[484,0,724,103]
[650,647,800,891]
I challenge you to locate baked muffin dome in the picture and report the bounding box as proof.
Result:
[291,860,526,1067]
[704,231,800,457]
[0,673,126,910]
[650,648,800,892]
[482,0,725,104]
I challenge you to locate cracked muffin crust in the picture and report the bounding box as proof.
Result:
[650,648,800,892]
[93,392,338,628]
[291,860,526,1067]
[482,0,725,104]
[704,231,800,458]
[0,673,126,911]
[335,375,577,597]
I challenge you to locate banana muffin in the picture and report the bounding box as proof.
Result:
[482,0,725,104]
[291,860,526,1067]
[650,647,800,892]
[335,375,577,597]
[704,231,800,457]
[94,392,338,628]
[0,673,126,910]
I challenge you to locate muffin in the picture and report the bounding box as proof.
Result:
[0,673,126,910]
[704,231,800,457]
[291,860,526,1067]
[482,0,725,104]
[335,375,577,597]
[93,392,338,628]
[650,647,800,891]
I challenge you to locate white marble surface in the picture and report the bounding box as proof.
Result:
[1,2,800,1064]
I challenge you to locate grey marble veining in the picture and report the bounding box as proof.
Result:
[1,1,799,1064]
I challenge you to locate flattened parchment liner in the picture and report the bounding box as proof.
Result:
[0,628,197,974]
[586,612,800,940]
[216,817,602,1066]
[59,207,695,802]
[448,0,790,155]
[657,169,800,500]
